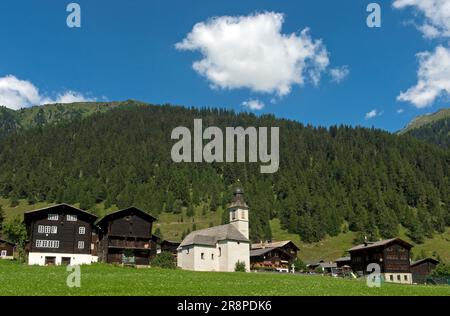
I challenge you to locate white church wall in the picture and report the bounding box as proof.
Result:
[224,241,250,272]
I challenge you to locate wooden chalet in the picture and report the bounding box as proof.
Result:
[96,207,157,266]
[348,238,413,284]
[24,204,98,266]
[250,240,300,270]
[410,258,439,283]
[0,239,14,259]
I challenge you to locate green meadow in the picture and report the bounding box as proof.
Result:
[0,261,449,296]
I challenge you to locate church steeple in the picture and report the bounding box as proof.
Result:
[228,187,249,239]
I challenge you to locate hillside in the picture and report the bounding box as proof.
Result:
[0,101,449,250]
[0,100,135,140]
[399,108,450,134]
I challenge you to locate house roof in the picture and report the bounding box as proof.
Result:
[251,240,300,251]
[24,203,98,223]
[0,239,14,246]
[348,238,413,252]
[411,258,440,267]
[96,206,157,227]
[178,224,249,248]
[250,247,276,257]
[334,256,351,262]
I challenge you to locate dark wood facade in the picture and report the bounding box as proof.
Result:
[348,238,413,275]
[160,240,181,255]
[97,207,157,266]
[250,247,293,269]
[24,204,97,256]
[410,258,439,276]
[0,239,14,258]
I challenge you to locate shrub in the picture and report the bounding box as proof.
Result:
[235,261,246,272]
[431,263,450,278]
[151,251,176,269]
[292,258,307,271]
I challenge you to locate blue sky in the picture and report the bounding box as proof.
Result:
[0,0,449,132]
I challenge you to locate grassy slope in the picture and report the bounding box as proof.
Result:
[0,260,448,296]
[399,108,450,134]
[2,199,449,263]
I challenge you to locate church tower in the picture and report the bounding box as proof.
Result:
[229,188,249,239]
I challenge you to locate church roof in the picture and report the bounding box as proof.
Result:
[178,224,249,248]
[229,187,248,209]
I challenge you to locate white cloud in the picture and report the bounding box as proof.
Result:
[393,0,450,38]
[0,75,96,110]
[176,12,329,97]
[329,66,350,83]
[365,109,383,120]
[0,75,41,110]
[242,99,265,110]
[397,108,405,113]
[397,46,450,108]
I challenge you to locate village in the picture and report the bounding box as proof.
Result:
[0,187,444,287]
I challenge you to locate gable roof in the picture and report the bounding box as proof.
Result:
[348,238,413,252]
[334,256,351,263]
[96,207,157,227]
[411,258,440,267]
[179,224,249,248]
[251,240,300,251]
[250,247,276,257]
[24,203,98,224]
[0,239,14,246]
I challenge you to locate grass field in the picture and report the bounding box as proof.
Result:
[0,261,449,296]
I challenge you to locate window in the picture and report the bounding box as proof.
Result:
[201,253,204,260]
[78,241,85,249]
[404,275,408,281]
[48,214,58,221]
[389,275,393,281]
[232,211,236,220]
[66,214,77,222]
[36,240,59,249]
[38,225,57,234]
[218,247,221,257]
[397,275,401,281]
[211,254,214,260]
[79,227,86,235]
[1,250,7,257]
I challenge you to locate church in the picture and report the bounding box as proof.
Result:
[177,188,250,272]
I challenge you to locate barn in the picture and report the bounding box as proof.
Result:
[24,204,98,266]
[410,258,440,283]
[96,207,157,266]
[0,239,14,260]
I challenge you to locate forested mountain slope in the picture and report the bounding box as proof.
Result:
[0,101,449,244]
[399,108,450,148]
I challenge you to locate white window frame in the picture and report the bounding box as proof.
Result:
[78,241,85,249]
[79,227,86,235]
[66,214,77,222]
[36,240,59,249]
[51,226,57,234]
[48,214,58,221]
[38,225,44,233]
